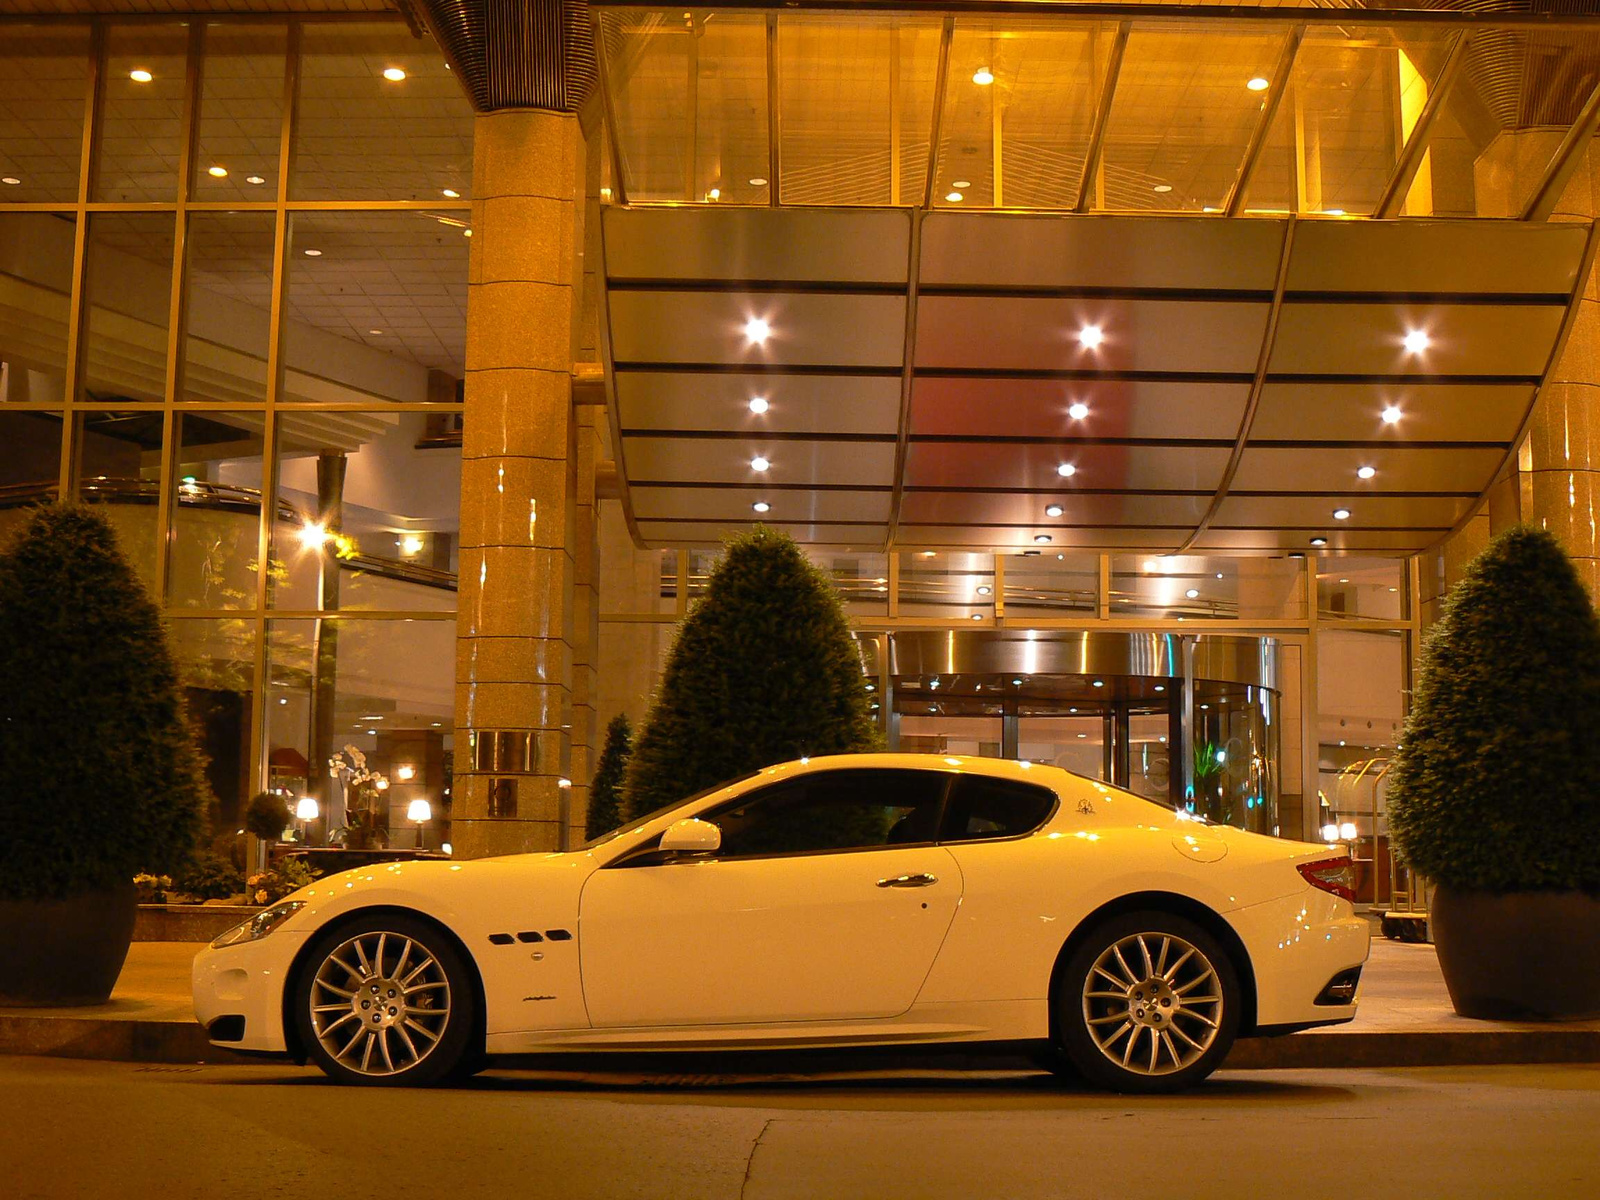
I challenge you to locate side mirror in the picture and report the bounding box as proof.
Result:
[659,817,721,855]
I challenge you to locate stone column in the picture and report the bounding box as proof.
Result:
[454,109,587,857]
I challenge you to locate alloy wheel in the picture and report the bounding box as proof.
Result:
[1080,931,1224,1077]
[308,931,452,1078]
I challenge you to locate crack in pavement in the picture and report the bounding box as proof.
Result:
[739,1118,776,1200]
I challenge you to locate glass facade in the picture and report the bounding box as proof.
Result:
[0,16,471,846]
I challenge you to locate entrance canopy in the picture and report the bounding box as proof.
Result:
[592,4,1600,554]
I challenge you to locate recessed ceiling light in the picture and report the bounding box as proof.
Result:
[0,177,18,186]
[1077,324,1103,349]
[748,396,769,414]
[749,176,767,186]
[1324,208,1345,216]
[245,174,266,185]
[1045,504,1064,517]
[972,68,995,85]
[442,188,460,198]
[1067,402,1089,420]
[1057,463,1076,478]
[970,613,983,621]
[750,456,770,472]
[368,329,383,336]
[383,67,407,82]
[706,187,721,201]
[1154,684,1166,692]
[1310,536,1328,547]
[1339,577,1350,584]
[946,191,964,203]
[1034,534,1052,544]
[303,248,322,257]
[1092,680,1104,688]
[1152,183,1173,193]
[977,585,992,595]
[752,501,770,513]
[1246,76,1270,91]
[1403,329,1431,354]
[463,228,472,237]
[207,165,228,178]
[1357,465,1376,479]
[1382,405,1403,424]
[1186,588,1200,599]
[129,68,153,83]
[1333,508,1351,521]
[952,179,972,190]
[743,317,771,344]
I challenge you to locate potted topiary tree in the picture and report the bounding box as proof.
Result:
[0,506,207,1005]
[624,526,879,817]
[586,713,632,840]
[1389,525,1600,1020]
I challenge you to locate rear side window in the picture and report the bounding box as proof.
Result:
[940,776,1057,843]
[710,769,952,859]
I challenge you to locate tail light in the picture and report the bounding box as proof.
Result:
[1297,855,1356,902]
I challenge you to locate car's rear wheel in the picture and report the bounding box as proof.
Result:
[1054,910,1240,1094]
[293,913,475,1086]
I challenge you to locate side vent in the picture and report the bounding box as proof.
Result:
[487,933,515,946]
[545,929,573,942]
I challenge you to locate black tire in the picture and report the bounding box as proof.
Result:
[293,912,477,1087]
[1052,910,1241,1094]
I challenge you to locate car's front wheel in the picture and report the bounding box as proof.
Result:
[293,913,475,1086]
[1054,910,1240,1093]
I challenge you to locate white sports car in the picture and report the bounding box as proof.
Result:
[194,754,1369,1093]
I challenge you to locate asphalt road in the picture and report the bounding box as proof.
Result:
[5,1057,1597,1199]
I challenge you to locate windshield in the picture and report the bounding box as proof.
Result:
[575,769,763,851]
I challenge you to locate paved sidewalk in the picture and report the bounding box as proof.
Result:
[0,937,1596,1070]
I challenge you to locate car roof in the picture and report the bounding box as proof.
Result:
[753,752,1078,791]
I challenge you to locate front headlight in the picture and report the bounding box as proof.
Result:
[211,901,306,949]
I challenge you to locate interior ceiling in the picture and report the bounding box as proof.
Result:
[601,205,1590,556]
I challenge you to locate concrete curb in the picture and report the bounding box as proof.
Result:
[3,1011,1598,1073]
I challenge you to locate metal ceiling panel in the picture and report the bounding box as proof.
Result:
[630,486,892,523]
[909,377,1250,440]
[1248,381,1533,442]
[1228,446,1508,494]
[900,490,1212,527]
[602,207,912,284]
[1213,495,1474,529]
[616,372,902,435]
[1284,221,1589,297]
[621,435,896,485]
[607,291,908,368]
[915,296,1270,373]
[918,214,1283,291]
[1268,303,1565,378]
[896,526,1190,550]
[636,521,888,549]
[903,442,1232,493]
[1193,529,1450,553]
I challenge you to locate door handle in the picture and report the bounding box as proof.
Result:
[876,873,938,888]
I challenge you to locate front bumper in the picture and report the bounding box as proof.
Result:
[191,930,311,1054]
[1228,889,1370,1030]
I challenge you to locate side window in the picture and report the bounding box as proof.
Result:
[940,776,1057,843]
[709,770,950,859]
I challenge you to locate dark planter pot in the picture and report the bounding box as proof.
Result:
[0,883,138,1007]
[1431,883,1600,1021]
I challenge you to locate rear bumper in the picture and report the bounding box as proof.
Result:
[1228,890,1370,1030]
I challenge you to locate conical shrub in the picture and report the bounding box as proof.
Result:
[0,506,207,899]
[623,527,878,818]
[1389,525,1600,892]
[586,713,632,840]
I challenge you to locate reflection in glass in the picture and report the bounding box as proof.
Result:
[1110,555,1304,620]
[74,409,162,594]
[183,212,276,404]
[95,23,188,203]
[1191,680,1276,835]
[170,412,265,610]
[170,616,259,831]
[0,410,62,545]
[193,23,286,201]
[898,550,995,620]
[267,618,455,848]
[0,26,90,203]
[83,212,175,403]
[1318,558,1405,621]
[0,211,76,403]
[292,22,472,202]
[1003,553,1097,615]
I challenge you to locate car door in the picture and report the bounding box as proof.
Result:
[578,768,962,1027]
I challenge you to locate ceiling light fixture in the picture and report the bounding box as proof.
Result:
[129,68,153,83]
[1246,76,1270,91]
[1310,536,1328,547]
[382,67,407,81]
[1045,504,1064,517]
[972,67,995,85]
[1067,402,1089,420]
[1324,208,1346,216]
[368,328,383,336]
[207,165,228,178]
[977,585,992,595]
[245,174,265,185]
[706,187,721,201]
[946,191,964,203]
[971,613,983,621]
[1333,508,1351,521]
[750,456,770,472]
[1152,183,1173,194]
[442,188,460,198]
[1381,405,1403,424]
[1403,329,1431,354]
[749,176,767,186]
[1186,588,1200,599]
[1077,324,1104,349]
[748,396,769,414]
[303,248,322,257]
[952,179,972,190]
[1034,534,1052,544]
[0,177,18,186]
[743,317,770,344]
[752,501,770,513]
[1092,680,1104,688]
[1056,463,1077,478]
[1357,465,1376,479]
